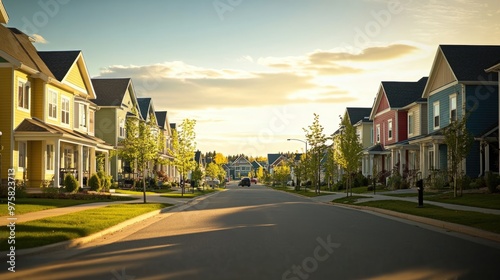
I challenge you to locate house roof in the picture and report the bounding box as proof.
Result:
[37,51,80,81]
[251,161,263,169]
[0,27,54,78]
[440,45,500,82]
[170,123,176,130]
[137,97,152,121]
[194,151,203,164]
[91,78,131,106]
[155,111,167,129]
[346,107,372,125]
[267,153,287,166]
[383,77,428,108]
[0,0,9,24]
[485,62,500,72]
[15,118,111,148]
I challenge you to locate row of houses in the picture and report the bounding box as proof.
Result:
[0,4,178,189]
[340,45,500,182]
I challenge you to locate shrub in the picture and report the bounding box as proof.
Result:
[88,174,101,192]
[97,171,112,192]
[485,171,499,193]
[63,173,79,193]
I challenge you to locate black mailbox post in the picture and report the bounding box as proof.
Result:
[417,178,424,207]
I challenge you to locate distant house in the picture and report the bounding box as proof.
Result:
[410,45,500,178]
[267,153,288,175]
[230,155,253,178]
[155,111,178,181]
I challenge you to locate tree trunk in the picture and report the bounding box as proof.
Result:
[143,168,147,204]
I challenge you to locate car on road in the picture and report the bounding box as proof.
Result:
[238,177,251,187]
[251,178,258,184]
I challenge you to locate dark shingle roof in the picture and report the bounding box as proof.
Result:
[137,98,152,120]
[346,107,372,125]
[155,111,167,129]
[92,78,131,106]
[440,45,500,82]
[38,50,80,81]
[170,123,176,130]
[382,77,428,108]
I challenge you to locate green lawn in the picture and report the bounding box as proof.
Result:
[426,192,500,210]
[0,203,171,250]
[273,186,333,197]
[333,199,500,234]
[113,189,175,195]
[0,197,134,217]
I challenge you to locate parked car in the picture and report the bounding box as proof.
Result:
[251,178,258,184]
[238,177,251,187]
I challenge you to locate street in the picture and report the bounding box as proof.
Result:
[4,182,500,280]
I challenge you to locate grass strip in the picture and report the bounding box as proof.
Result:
[161,188,221,198]
[425,192,500,210]
[0,203,170,250]
[273,187,333,197]
[336,199,500,234]
[0,197,134,217]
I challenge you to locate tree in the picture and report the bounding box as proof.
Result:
[168,119,197,196]
[334,115,363,197]
[206,162,220,181]
[303,113,327,194]
[116,118,159,203]
[273,163,291,187]
[443,110,473,197]
[323,147,337,191]
[214,153,228,165]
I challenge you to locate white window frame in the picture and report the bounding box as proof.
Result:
[376,124,381,143]
[449,94,457,122]
[18,141,27,170]
[48,89,58,120]
[119,119,126,138]
[61,97,70,126]
[388,119,393,140]
[408,112,414,136]
[433,101,440,130]
[17,79,30,111]
[46,144,54,171]
[79,103,87,129]
[429,149,435,170]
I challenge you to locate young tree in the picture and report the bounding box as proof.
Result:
[214,153,228,165]
[303,113,327,194]
[117,118,159,203]
[334,115,363,197]
[273,163,291,187]
[323,147,337,191]
[205,162,220,181]
[168,119,197,196]
[443,110,473,197]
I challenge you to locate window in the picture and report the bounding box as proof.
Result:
[17,80,30,110]
[450,94,457,122]
[388,120,393,140]
[79,103,87,128]
[376,124,381,143]
[48,90,58,119]
[61,97,70,125]
[18,142,26,169]
[408,113,414,136]
[64,148,73,168]
[46,144,54,171]
[119,119,126,138]
[89,110,95,135]
[429,150,435,170]
[433,101,440,129]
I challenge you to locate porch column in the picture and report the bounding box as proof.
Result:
[420,143,426,178]
[400,148,406,174]
[369,154,374,176]
[433,142,439,171]
[54,140,60,187]
[485,142,490,173]
[391,149,397,172]
[105,152,110,174]
[78,145,83,188]
[89,148,96,175]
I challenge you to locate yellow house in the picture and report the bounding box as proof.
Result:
[0,25,112,189]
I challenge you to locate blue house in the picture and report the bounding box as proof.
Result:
[410,45,500,179]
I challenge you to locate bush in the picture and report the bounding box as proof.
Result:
[97,171,112,192]
[485,171,499,193]
[88,174,101,192]
[63,173,79,193]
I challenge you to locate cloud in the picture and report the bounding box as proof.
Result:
[309,44,419,64]
[32,34,48,44]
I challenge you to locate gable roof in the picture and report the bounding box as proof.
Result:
[38,50,96,98]
[231,155,252,166]
[0,27,54,79]
[92,78,132,106]
[0,0,8,24]
[440,45,500,82]
[370,77,428,120]
[267,153,288,167]
[346,107,372,125]
[155,111,167,129]
[137,97,152,121]
[251,161,263,169]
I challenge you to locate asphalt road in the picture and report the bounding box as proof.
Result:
[4,182,500,280]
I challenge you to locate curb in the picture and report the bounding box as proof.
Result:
[332,202,500,243]
[3,192,223,257]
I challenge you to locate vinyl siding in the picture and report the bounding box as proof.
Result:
[420,103,428,135]
[0,67,12,181]
[95,108,117,145]
[427,84,463,133]
[427,56,456,94]
[375,92,390,115]
[465,85,499,136]
[31,79,44,120]
[439,144,447,171]
[28,141,43,187]
[14,71,31,127]
[361,123,373,148]
[467,142,481,177]
[408,106,420,137]
[374,111,396,148]
[397,111,407,142]
[66,63,87,92]
[45,84,60,126]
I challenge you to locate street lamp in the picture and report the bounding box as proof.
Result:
[287,138,308,153]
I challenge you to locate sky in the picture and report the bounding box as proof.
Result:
[3,0,500,157]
